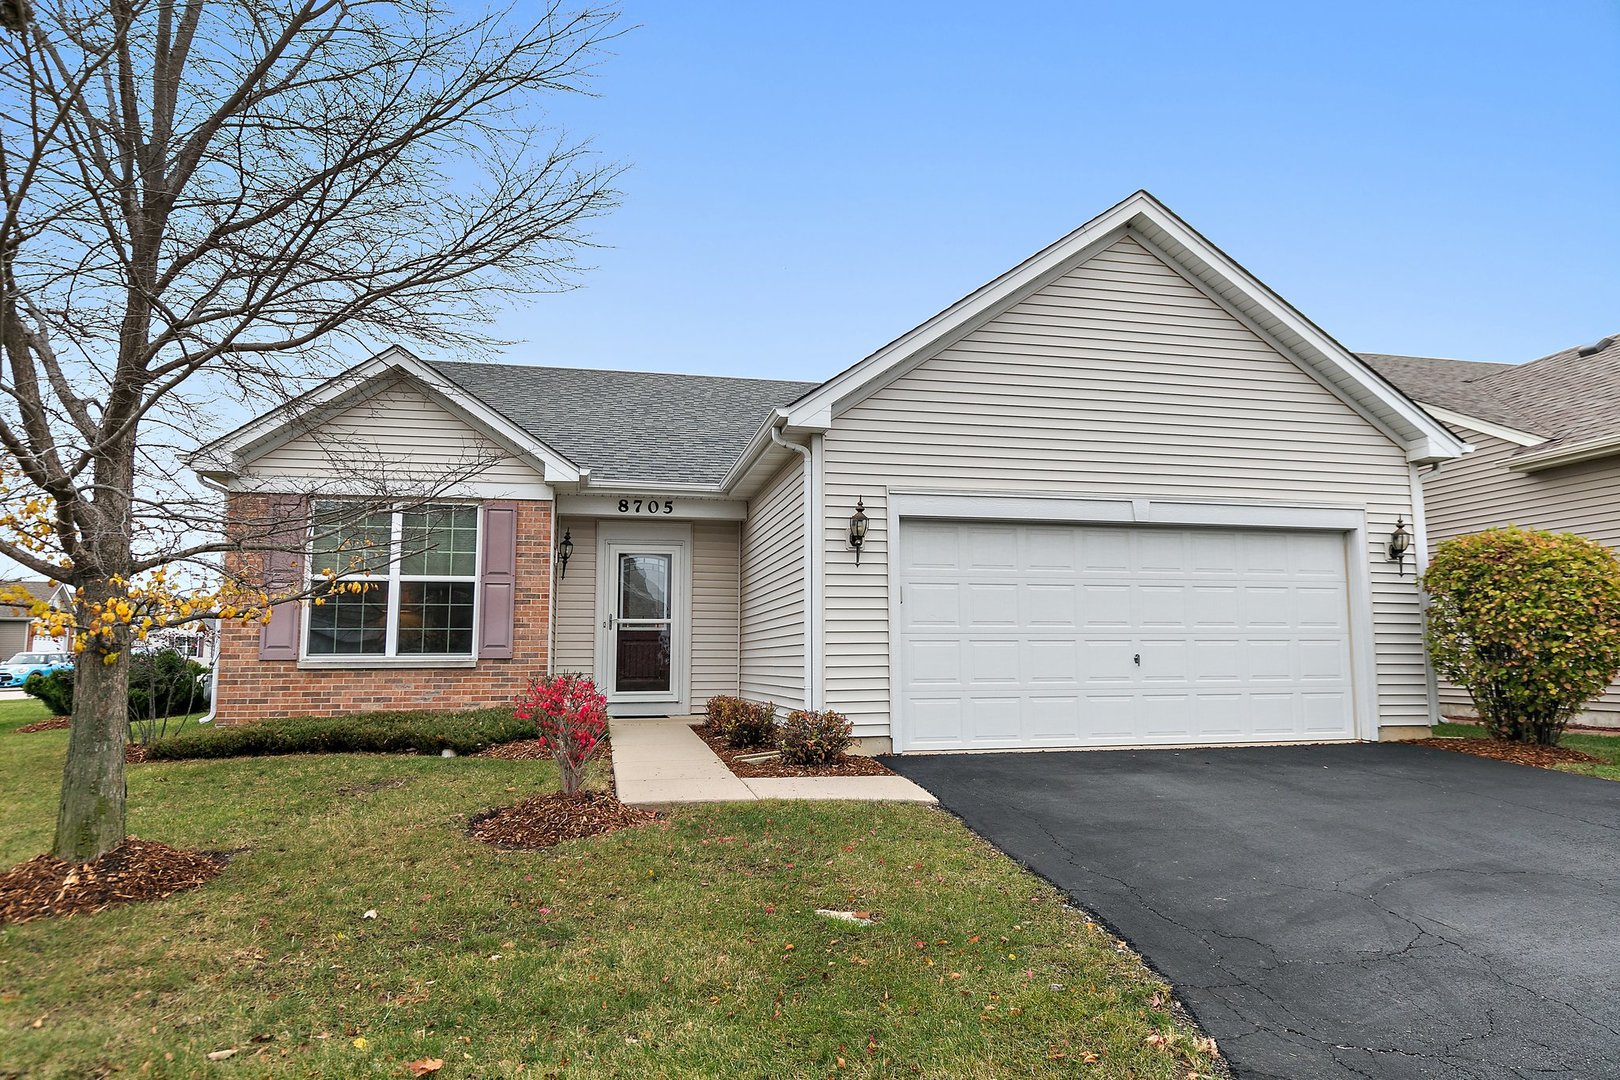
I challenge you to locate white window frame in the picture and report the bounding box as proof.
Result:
[300,500,483,665]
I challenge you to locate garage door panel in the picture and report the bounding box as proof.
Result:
[1025,583,1078,628]
[1137,584,1187,628]
[965,583,1019,627]
[1028,639,1081,685]
[1080,584,1131,627]
[905,582,961,629]
[968,640,1021,684]
[908,697,963,745]
[906,639,962,685]
[897,520,1358,751]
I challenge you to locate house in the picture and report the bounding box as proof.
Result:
[1366,336,1620,727]
[191,191,1467,752]
[0,580,71,658]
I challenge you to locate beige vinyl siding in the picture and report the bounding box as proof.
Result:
[251,377,546,490]
[1422,425,1620,723]
[552,517,598,676]
[691,521,742,708]
[740,458,806,709]
[822,231,1427,739]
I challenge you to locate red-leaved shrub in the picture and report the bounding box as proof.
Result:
[514,673,608,795]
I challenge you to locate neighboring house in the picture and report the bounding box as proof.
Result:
[1367,335,1620,727]
[0,579,72,659]
[191,191,1466,752]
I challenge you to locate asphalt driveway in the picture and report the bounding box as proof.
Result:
[883,744,1620,1080]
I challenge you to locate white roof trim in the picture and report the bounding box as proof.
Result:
[1507,432,1620,474]
[782,190,1467,465]
[189,346,583,483]
[1419,404,1543,448]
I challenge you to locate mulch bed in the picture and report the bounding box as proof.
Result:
[15,717,71,733]
[468,792,657,850]
[0,839,229,925]
[1409,737,1602,769]
[692,723,894,778]
[474,736,610,763]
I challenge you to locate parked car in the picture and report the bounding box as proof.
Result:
[0,651,73,688]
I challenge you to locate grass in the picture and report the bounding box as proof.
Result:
[0,697,1217,1079]
[1433,720,1620,781]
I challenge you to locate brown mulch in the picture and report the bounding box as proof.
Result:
[1409,737,1602,769]
[474,735,611,762]
[468,792,657,850]
[0,839,229,925]
[692,724,894,778]
[15,717,71,733]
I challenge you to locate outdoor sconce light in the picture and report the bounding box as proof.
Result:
[848,497,869,565]
[556,530,574,579]
[1387,517,1412,575]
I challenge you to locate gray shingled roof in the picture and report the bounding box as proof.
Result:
[0,580,60,620]
[1363,335,1620,448]
[428,361,820,485]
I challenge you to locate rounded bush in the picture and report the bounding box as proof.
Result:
[776,709,853,766]
[705,694,777,749]
[1424,526,1620,744]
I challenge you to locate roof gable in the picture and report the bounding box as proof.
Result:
[783,191,1466,464]
[192,347,583,484]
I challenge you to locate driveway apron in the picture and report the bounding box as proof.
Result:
[884,743,1620,1080]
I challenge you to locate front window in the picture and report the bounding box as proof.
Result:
[305,502,479,658]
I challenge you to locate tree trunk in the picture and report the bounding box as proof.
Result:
[53,645,131,860]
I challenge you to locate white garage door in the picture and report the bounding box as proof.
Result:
[896,520,1357,751]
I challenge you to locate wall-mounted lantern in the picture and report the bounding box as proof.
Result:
[848,497,869,565]
[1387,517,1412,575]
[556,529,574,579]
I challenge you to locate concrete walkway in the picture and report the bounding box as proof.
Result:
[610,716,936,808]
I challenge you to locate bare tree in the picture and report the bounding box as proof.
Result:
[0,0,621,859]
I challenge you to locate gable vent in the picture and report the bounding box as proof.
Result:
[1577,335,1616,357]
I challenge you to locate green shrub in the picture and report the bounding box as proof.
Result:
[776,709,853,766]
[21,649,208,730]
[145,707,533,760]
[705,694,778,749]
[128,650,210,724]
[23,668,74,717]
[1424,526,1620,745]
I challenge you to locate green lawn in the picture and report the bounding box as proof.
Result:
[0,697,1217,1078]
[1433,720,1620,781]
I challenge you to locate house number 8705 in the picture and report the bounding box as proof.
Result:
[618,498,674,515]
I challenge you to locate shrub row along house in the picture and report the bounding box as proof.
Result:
[1368,338,1620,726]
[191,191,1476,752]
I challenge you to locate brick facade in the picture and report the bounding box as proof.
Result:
[214,494,553,723]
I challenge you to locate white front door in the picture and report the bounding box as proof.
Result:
[598,539,686,712]
[896,521,1357,751]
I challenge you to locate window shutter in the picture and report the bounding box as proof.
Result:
[258,494,308,661]
[478,502,518,660]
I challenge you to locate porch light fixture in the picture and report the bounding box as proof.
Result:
[1387,517,1411,575]
[556,530,574,579]
[848,497,869,565]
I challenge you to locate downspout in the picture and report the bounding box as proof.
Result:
[194,473,236,726]
[1410,462,1440,729]
[769,424,819,711]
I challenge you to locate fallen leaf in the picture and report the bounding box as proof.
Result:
[407,1058,445,1077]
[206,1048,239,1061]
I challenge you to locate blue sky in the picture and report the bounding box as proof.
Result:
[490,0,1620,379]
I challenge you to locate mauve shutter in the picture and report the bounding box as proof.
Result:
[478,502,518,660]
[258,494,308,661]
